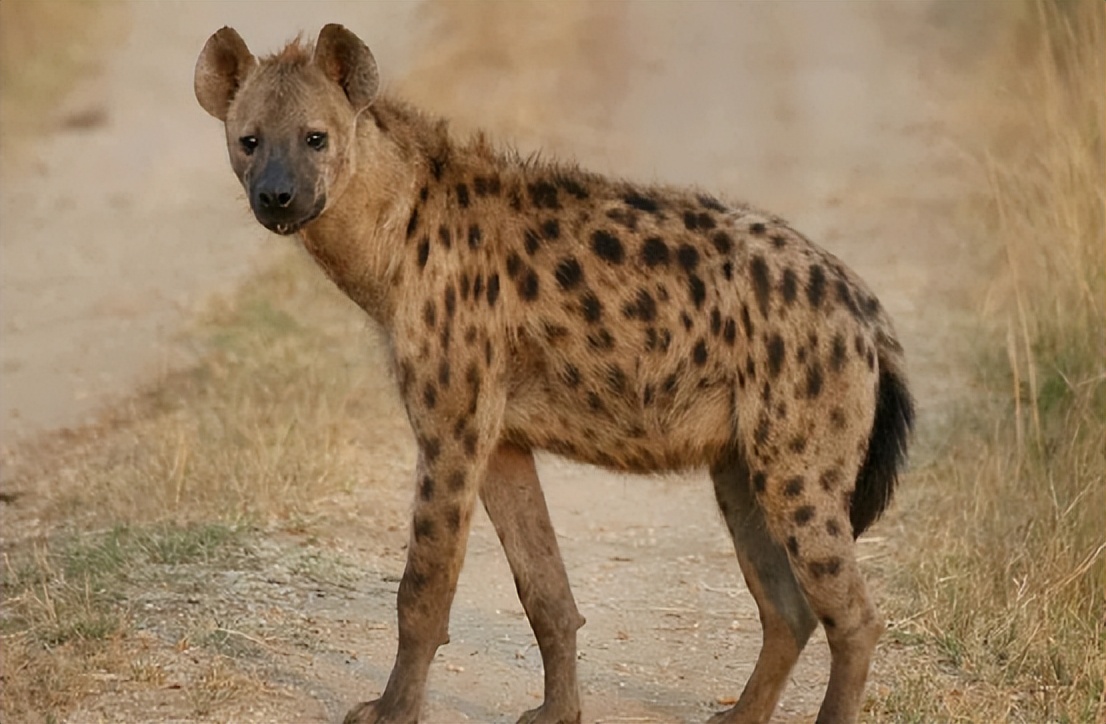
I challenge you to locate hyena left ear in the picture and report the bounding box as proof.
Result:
[314,24,379,113]
[195,27,256,121]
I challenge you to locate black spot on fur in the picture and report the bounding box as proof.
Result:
[423,382,437,409]
[486,273,500,307]
[606,205,637,229]
[419,185,429,202]
[463,430,479,456]
[750,255,772,318]
[423,437,441,463]
[455,183,470,208]
[770,233,787,249]
[444,285,457,320]
[825,519,842,537]
[683,210,716,231]
[752,471,767,493]
[830,406,846,429]
[473,274,484,299]
[509,185,522,210]
[793,506,815,526]
[447,470,466,493]
[606,365,628,393]
[622,288,657,322]
[587,328,614,350]
[783,476,804,497]
[807,263,827,308]
[805,362,823,398]
[710,308,722,336]
[677,244,700,271]
[698,194,727,212]
[438,359,451,388]
[711,231,733,255]
[430,155,444,181]
[836,278,862,319]
[831,332,848,371]
[419,475,435,501]
[643,384,655,406]
[523,229,541,256]
[473,175,501,197]
[722,261,734,280]
[438,225,451,250]
[788,435,808,453]
[528,181,560,209]
[808,557,842,578]
[592,229,624,264]
[581,292,603,323]
[417,237,430,269]
[820,468,842,491]
[557,176,589,199]
[749,221,766,235]
[506,252,523,279]
[767,334,785,377]
[641,237,670,267]
[786,536,800,557]
[680,312,693,330]
[555,257,583,290]
[723,318,736,346]
[414,515,435,542]
[587,391,604,412]
[563,364,581,387]
[406,207,419,238]
[624,192,661,213]
[541,218,561,240]
[754,414,770,447]
[518,269,540,301]
[781,267,798,305]
[423,301,437,328]
[693,339,708,366]
[467,224,481,249]
[821,615,836,628]
[688,275,706,309]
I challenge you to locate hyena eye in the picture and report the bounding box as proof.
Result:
[305,131,328,151]
[239,135,259,155]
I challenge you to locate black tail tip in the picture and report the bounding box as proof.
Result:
[850,368,915,536]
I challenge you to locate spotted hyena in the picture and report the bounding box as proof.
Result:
[195,24,914,724]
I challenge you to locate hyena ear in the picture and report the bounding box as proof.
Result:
[314,24,379,113]
[195,27,256,121]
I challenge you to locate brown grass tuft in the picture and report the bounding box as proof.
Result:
[876,2,1106,720]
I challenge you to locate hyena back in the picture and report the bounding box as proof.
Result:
[195,24,914,724]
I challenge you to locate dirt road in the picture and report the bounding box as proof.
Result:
[2,2,972,722]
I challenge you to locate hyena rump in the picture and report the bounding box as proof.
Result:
[195,24,914,724]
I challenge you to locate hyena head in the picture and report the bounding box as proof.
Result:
[194,24,378,235]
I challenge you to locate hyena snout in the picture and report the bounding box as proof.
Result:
[248,156,324,235]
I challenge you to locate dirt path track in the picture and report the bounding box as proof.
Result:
[2,3,971,722]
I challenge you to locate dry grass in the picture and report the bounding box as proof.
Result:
[0,249,405,722]
[875,2,1105,721]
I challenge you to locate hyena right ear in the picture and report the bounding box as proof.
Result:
[314,24,379,113]
[195,27,256,121]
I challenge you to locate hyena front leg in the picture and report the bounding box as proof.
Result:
[344,388,505,723]
[481,443,585,724]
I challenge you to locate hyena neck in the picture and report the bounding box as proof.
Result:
[298,96,444,325]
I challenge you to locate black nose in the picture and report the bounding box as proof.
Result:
[257,186,294,209]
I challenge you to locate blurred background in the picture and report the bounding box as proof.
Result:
[1,2,1101,723]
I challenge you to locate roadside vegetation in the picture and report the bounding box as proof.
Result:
[875,2,1105,721]
[1,1,1101,722]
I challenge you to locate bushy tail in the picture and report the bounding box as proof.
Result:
[850,335,915,537]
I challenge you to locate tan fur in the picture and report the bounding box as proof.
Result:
[196,25,914,724]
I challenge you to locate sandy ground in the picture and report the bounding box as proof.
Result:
[1,2,975,722]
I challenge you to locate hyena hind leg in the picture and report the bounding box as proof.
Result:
[708,452,818,724]
[481,443,585,724]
